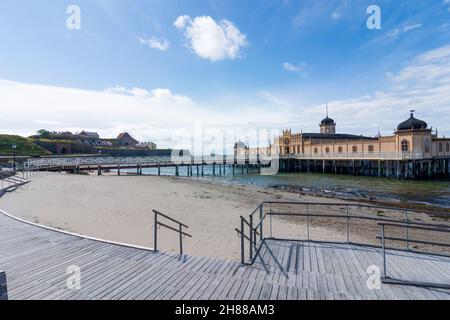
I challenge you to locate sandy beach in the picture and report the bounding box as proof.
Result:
[0,172,446,260]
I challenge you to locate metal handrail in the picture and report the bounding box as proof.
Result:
[253,200,450,218]
[239,201,450,265]
[239,204,265,265]
[379,222,450,289]
[153,210,192,256]
[0,168,34,193]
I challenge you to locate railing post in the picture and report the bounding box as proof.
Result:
[306,204,310,241]
[154,212,158,252]
[249,215,254,261]
[259,204,263,242]
[346,204,350,243]
[381,224,387,278]
[269,204,273,238]
[253,226,257,252]
[241,217,245,265]
[404,210,409,251]
[179,224,183,256]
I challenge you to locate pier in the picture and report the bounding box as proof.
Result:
[23,154,450,180]
[24,156,263,177]
[279,154,450,179]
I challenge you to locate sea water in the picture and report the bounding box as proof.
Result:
[123,166,450,210]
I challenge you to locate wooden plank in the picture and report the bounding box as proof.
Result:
[258,282,273,300]
[3,209,450,301]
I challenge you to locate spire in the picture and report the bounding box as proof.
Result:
[326,103,329,118]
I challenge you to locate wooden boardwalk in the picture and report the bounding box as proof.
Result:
[0,211,449,300]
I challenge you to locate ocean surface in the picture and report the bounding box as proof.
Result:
[127,166,450,210]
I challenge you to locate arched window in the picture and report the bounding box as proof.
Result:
[338,147,343,153]
[325,147,330,153]
[314,148,318,154]
[424,139,430,153]
[368,145,375,153]
[439,142,443,153]
[352,146,357,153]
[446,142,450,153]
[401,140,409,152]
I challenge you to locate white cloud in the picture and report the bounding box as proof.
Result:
[282,62,307,73]
[1,45,450,151]
[34,120,65,126]
[105,86,194,105]
[174,15,248,62]
[174,15,191,29]
[331,12,340,19]
[403,24,422,32]
[321,45,450,136]
[0,80,290,150]
[139,36,170,51]
[388,23,422,37]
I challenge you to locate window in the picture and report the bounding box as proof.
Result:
[325,147,330,153]
[424,139,430,153]
[447,142,450,153]
[368,145,375,152]
[401,140,409,152]
[314,148,318,154]
[352,146,357,153]
[338,147,343,153]
[439,142,443,153]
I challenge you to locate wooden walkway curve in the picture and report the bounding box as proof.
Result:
[0,210,449,300]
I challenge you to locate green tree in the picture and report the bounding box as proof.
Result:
[37,129,52,139]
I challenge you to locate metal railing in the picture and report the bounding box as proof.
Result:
[28,156,174,168]
[0,165,38,194]
[26,155,274,170]
[25,151,426,170]
[238,201,450,266]
[282,151,424,161]
[379,222,450,289]
[153,210,192,256]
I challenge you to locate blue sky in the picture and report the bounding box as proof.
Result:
[1,0,450,148]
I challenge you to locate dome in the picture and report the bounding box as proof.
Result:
[321,117,335,125]
[397,113,428,131]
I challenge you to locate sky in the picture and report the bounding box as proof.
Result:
[0,0,450,151]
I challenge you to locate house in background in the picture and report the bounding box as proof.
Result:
[78,131,102,145]
[79,131,100,139]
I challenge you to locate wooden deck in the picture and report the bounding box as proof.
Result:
[0,211,449,300]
